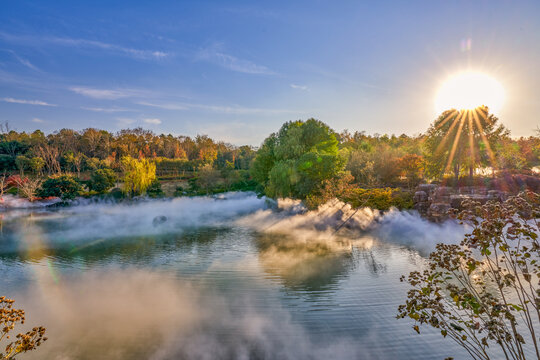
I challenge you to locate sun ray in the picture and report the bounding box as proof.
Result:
[435,109,458,131]
[471,108,497,166]
[443,111,466,176]
[435,110,463,156]
[467,110,476,174]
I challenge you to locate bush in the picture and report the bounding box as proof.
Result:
[398,192,540,359]
[343,187,413,210]
[38,174,83,200]
[88,168,117,193]
[146,180,164,198]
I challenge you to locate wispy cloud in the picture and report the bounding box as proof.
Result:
[138,100,302,115]
[290,83,308,91]
[32,117,45,123]
[70,86,145,100]
[81,106,134,113]
[143,118,162,125]
[136,101,187,110]
[3,50,40,71]
[197,44,276,75]
[0,32,169,60]
[116,117,136,127]
[1,97,56,106]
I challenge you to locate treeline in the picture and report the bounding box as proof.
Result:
[0,126,256,177]
[0,110,539,203]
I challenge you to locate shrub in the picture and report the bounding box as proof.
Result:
[88,168,117,193]
[1,296,47,359]
[343,187,413,210]
[38,174,83,200]
[146,180,164,198]
[398,192,540,359]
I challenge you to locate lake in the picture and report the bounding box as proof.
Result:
[0,193,473,359]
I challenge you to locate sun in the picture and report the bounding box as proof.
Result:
[435,72,505,114]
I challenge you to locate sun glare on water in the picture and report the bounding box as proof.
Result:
[435,72,505,114]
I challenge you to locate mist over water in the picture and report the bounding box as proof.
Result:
[0,193,470,359]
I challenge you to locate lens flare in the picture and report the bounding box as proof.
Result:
[435,72,505,114]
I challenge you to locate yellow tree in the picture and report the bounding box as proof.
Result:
[121,156,156,196]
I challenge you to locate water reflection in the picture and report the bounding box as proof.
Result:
[255,233,384,291]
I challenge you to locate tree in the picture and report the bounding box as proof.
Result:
[11,176,42,202]
[38,174,83,200]
[397,154,424,189]
[398,192,539,360]
[15,156,31,176]
[64,152,85,177]
[121,156,156,196]
[196,163,222,193]
[1,296,47,359]
[29,157,45,175]
[424,106,507,183]
[252,119,345,202]
[88,168,117,193]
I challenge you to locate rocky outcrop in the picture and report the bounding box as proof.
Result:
[413,185,508,221]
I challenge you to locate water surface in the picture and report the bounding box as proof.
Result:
[0,194,471,359]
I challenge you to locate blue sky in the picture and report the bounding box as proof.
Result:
[1,0,539,145]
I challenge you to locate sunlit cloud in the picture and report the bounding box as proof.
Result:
[32,117,45,123]
[144,118,162,125]
[197,44,276,75]
[1,97,56,106]
[290,84,308,91]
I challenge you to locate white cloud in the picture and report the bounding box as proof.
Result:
[116,117,136,127]
[143,118,162,125]
[197,45,276,75]
[70,87,137,100]
[136,101,187,110]
[137,100,303,115]
[1,97,56,106]
[6,50,40,71]
[0,32,170,60]
[32,117,45,123]
[82,106,133,113]
[290,83,308,91]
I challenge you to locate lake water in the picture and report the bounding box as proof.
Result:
[0,193,474,359]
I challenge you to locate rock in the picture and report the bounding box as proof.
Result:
[417,184,437,195]
[413,191,428,202]
[428,202,451,222]
[449,195,464,209]
[152,215,168,227]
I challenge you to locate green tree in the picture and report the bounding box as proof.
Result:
[88,168,117,193]
[15,155,31,176]
[252,119,345,202]
[38,174,84,200]
[121,156,156,196]
[29,157,45,175]
[423,106,507,182]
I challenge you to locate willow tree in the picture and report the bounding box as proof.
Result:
[251,118,345,202]
[423,106,507,182]
[121,156,156,196]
